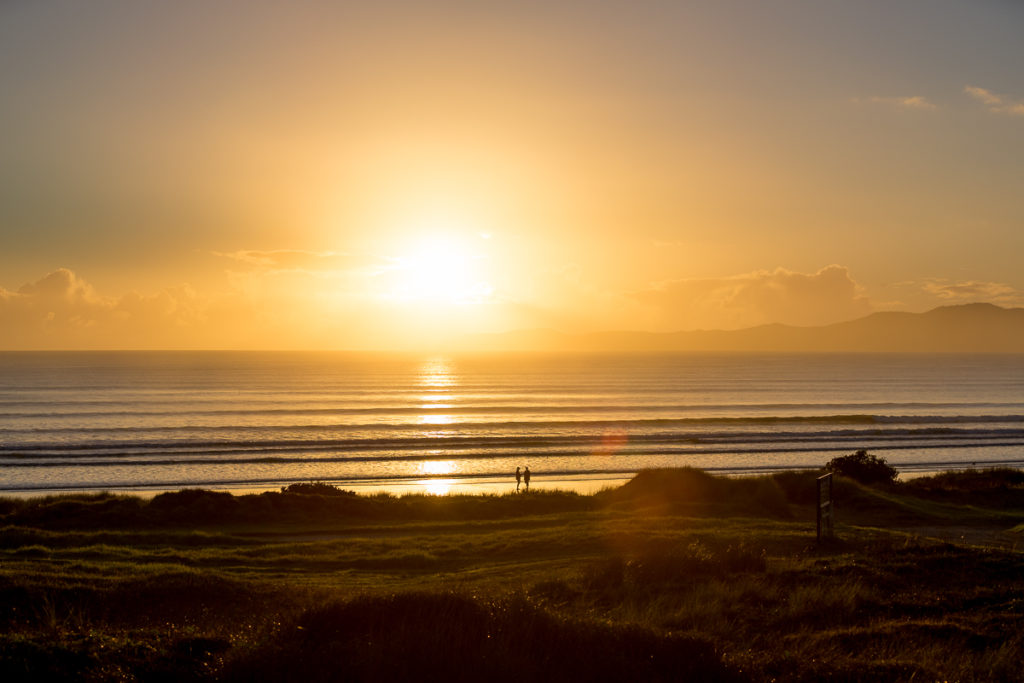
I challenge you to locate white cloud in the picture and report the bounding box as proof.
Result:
[964,85,1002,106]
[964,85,1024,116]
[632,265,872,330]
[866,95,936,110]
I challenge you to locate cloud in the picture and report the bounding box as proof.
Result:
[632,265,872,330]
[0,265,475,350]
[0,269,226,348]
[964,86,1002,107]
[213,249,395,285]
[865,95,936,110]
[919,279,1024,306]
[2,269,111,333]
[16,268,101,302]
[214,249,349,269]
[964,85,1024,116]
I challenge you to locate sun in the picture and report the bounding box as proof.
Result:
[387,234,493,305]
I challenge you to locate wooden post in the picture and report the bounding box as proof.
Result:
[817,473,834,541]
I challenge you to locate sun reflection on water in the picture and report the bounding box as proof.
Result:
[419,414,454,425]
[418,396,454,406]
[418,459,459,496]
[420,460,457,476]
[419,357,456,388]
[418,357,458,428]
[420,479,455,496]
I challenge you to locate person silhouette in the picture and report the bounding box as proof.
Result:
[523,466,531,491]
[515,466,522,492]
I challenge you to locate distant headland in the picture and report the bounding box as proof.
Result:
[465,303,1024,353]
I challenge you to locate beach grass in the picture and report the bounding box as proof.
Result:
[2,467,1023,681]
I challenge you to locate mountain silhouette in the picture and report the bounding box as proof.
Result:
[466,303,1024,352]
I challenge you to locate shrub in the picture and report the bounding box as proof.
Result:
[279,481,353,497]
[825,450,897,485]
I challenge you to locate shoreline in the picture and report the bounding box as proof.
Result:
[2,458,1018,499]
[0,472,634,499]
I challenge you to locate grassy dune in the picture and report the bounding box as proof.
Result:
[2,468,1023,682]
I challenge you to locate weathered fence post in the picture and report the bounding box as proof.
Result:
[817,472,834,541]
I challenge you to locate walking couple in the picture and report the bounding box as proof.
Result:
[515,466,531,492]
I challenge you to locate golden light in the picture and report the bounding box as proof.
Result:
[419,414,454,425]
[386,234,493,305]
[417,358,457,425]
[419,357,456,388]
[418,459,459,496]
[421,479,455,496]
[420,460,458,476]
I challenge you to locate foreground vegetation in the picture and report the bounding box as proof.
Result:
[2,467,1023,681]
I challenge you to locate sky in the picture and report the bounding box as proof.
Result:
[2,0,1023,349]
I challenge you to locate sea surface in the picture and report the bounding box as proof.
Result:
[2,351,1023,495]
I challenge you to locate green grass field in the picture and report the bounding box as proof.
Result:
[2,468,1023,682]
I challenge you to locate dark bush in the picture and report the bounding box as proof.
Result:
[279,481,354,496]
[825,450,897,485]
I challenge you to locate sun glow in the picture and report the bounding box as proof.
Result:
[420,460,458,476]
[421,479,456,496]
[419,459,458,495]
[419,413,454,425]
[386,235,493,305]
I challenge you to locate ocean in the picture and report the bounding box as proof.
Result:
[1,351,1023,496]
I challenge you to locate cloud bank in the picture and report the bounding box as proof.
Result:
[632,265,872,330]
[0,266,501,350]
[3,264,1020,349]
[0,269,230,349]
